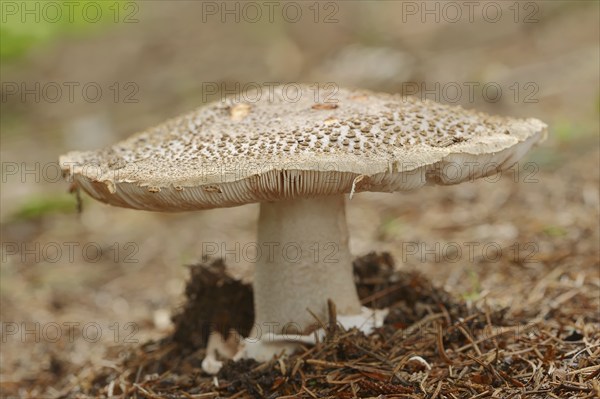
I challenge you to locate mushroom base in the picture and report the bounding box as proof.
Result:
[253,195,362,335]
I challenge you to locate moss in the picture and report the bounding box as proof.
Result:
[11,193,78,221]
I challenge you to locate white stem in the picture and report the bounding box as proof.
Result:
[252,195,362,335]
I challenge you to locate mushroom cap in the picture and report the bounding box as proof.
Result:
[60,85,547,211]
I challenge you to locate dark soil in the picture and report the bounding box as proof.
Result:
[171,259,254,350]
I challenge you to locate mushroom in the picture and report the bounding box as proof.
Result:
[60,85,546,368]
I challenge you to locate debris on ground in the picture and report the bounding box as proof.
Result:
[54,253,599,399]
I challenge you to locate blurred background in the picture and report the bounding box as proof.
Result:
[1,0,598,394]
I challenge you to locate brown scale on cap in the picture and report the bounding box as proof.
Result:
[60,85,546,211]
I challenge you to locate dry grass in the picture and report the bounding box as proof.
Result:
[43,253,599,399]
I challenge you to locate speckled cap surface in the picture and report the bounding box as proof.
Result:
[60,85,547,211]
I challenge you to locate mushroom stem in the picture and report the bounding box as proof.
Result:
[253,195,362,335]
